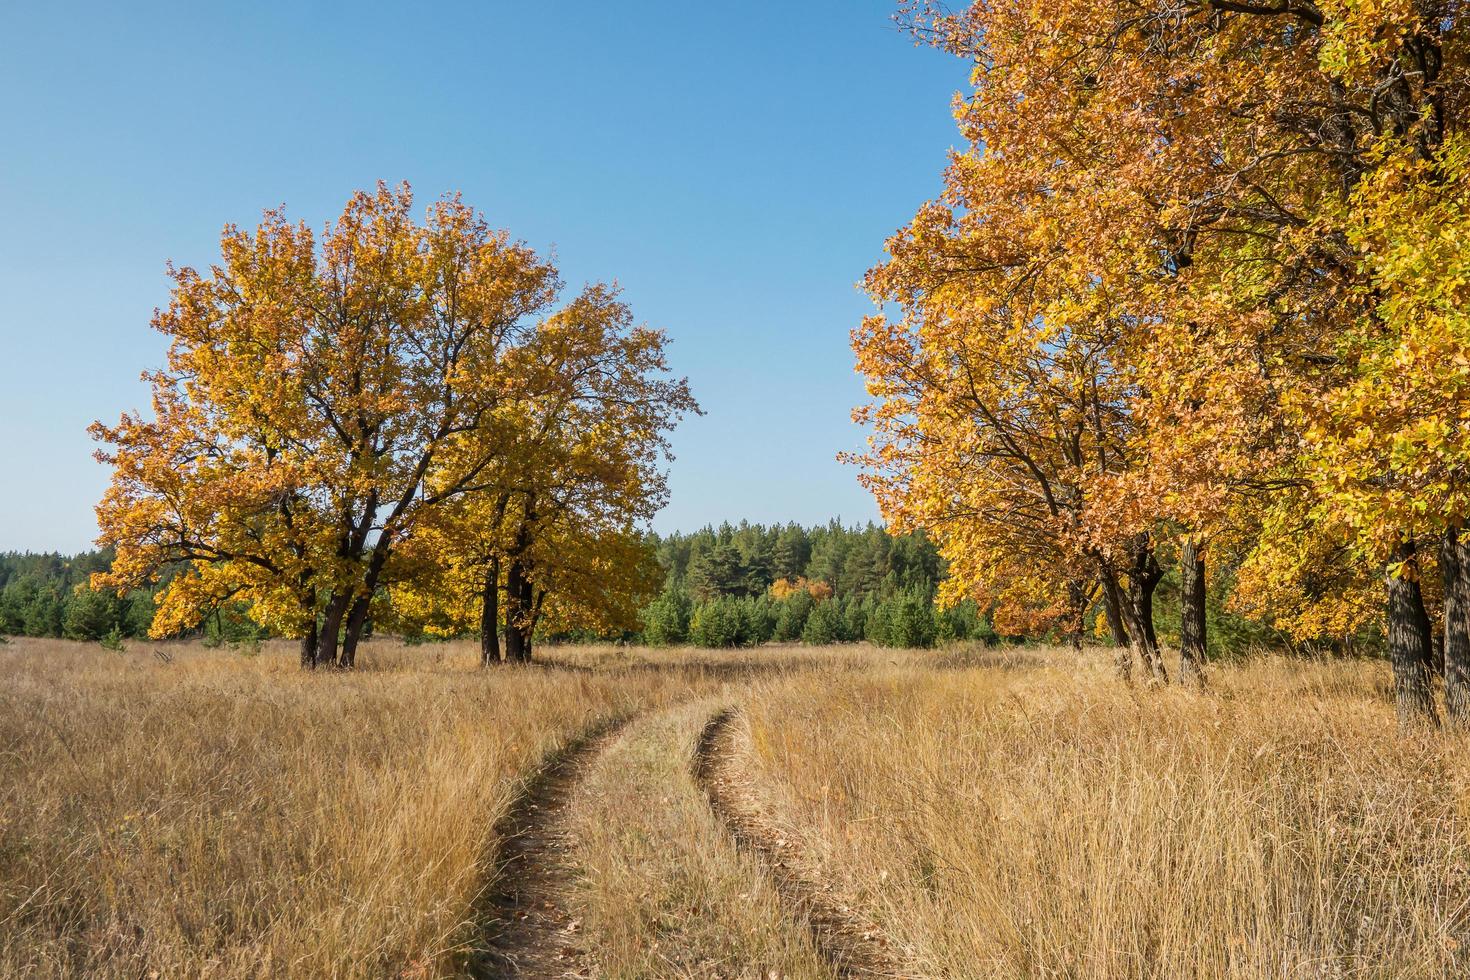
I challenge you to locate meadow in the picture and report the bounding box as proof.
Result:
[2,637,1468,978]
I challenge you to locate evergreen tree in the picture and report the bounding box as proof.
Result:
[840,529,891,597]
[802,600,845,645]
[773,590,814,642]
[641,586,693,645]
[888,589,938,649]
[735,526,775,596]
[688,543,746,600]
[772,525,811,580]
[61,587,125,642]
[741,595,777,645]
[690,597,747,648]
[936,599,991,645]
[842,596,871,643]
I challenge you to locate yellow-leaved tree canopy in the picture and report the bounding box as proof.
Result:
[856,0,1466,723]
[92,183,697,668]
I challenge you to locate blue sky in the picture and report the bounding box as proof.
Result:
[0,1,964,553]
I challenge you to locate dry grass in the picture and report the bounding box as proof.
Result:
[737,647,1470,978]
[564,697,830,978]
[0,637,734,978]
[7,636,1468,978]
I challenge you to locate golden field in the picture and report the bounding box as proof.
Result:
[1,638,1467,978]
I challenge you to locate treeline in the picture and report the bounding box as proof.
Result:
[0,552,152,643]
[4,525,1286,655]
[636,521,993,648]
[0,531,983,650]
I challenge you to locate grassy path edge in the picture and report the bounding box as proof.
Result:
[469,711,638,978]
[694,708,914,980]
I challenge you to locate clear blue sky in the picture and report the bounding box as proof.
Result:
[0,1,963,553]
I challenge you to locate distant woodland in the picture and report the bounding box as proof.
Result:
[1,520,1282,653]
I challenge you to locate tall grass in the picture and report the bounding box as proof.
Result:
[0,638,715,978]
[739,650,1470,978]
[565,697,831,977]
[9,637,1465,978]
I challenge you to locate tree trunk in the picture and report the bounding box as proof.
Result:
[299,617,319,670]
[1100,571,1133,682]
[1066,579,1089,654]
[1441,527,1470,726]
[528,586,546,660]
[1386,536,1440,729]
[339,594,371,669]
[1178,537,1207,689]
[503,508,538,663]
[316,593,349,669]
[1121,547,1167,685]
[296,582,319,669]
[517,574,536,662]
[1122,591,1167,685]
[480,559,501,667]
[504,558,530,663]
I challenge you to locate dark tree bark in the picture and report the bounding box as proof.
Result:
[503,512,538,663]
[1119,541,1167,685]
[1122,582,1167,685]
[1100,570,1134,681]
[338,593,371,669]
[298,609,319,670]
[480,558,501,667]
[1178,537,1208,689]
[504,557,531,663]
[517,574,537,662]
[296,584,319,669]
[1386,536,1440,729]
[338,532,399,668]
[316,593,349,669]
[528,586,546,660]
[1066,579,1090,654]
[1441,527,1470,725]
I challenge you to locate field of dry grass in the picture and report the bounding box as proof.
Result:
[4,637,1469,978]
[737,651,1470,978]
[0,637,736,977]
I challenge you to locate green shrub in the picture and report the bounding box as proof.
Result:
[741,596,777,645]
[865,599,894,646]
[203,603,268,647]
[62,587,124,642]
[690,596,777,647]
[801,600,845,645]
[843,597,870,643]
[867,589,937,648]
[641,586,693,645]
[890,590,937,648]
[690,597,746,648]
[936,599,994,645]
[22,588,64,638]
[773,591,813,642]
[124,591,157,637]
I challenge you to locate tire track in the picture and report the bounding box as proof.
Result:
[471,714,633,979]
[694,708,913,980]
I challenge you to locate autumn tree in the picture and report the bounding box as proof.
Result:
[877,0,1467,717]
[94,184,692,668]
[386,285,695,664]
[850,69,1172,679]
[873,0,1315,686]
[850,274,1155,674]
[492,286,695,662]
